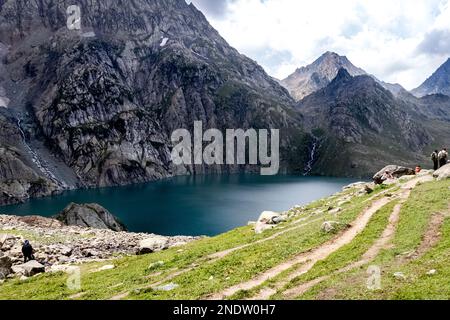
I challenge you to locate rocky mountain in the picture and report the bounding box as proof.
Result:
[0,0,309,204]
[412,58,450,97]
[415,94,450,121]
[281,52,408,101]
[295,69,447,177]
[0,1,449,207]
[55,203,126,232]
[281,52,366,101]
[0,112,59,205]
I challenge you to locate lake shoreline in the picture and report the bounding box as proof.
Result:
[0,177,360,278]
[1,175,358,237]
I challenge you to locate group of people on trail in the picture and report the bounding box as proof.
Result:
[431,148,449,170]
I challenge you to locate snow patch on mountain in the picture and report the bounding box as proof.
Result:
[160,37,169,47]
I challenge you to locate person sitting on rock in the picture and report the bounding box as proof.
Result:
[22,240,35,263]
[438,148,448,168]
[415,165,422,174]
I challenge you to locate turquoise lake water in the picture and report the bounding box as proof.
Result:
[1,175,357,236]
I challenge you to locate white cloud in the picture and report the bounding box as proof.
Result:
[192,0,450,90]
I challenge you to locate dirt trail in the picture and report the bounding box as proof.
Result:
[403,212,445,261]
[237,176,431,300]
[109,177,430,301]
[251,198,404,300]
[108,216,326,300]
[208,196,393,300]
[314,206,448,301]
[208,216,323,260]
[281,201,404,299]
[110,292,129,301]
[142,189,370,293]
[279,176,433,299]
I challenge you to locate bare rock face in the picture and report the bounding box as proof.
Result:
[296,69,435,177]
[413,58,450,97]
[55,203,127,232]
[0,0,302,194]
[0,253,13,279]
[0,116,59,205]
[281,52,366,101]
[373,165,416,185]
[433,163,450,180]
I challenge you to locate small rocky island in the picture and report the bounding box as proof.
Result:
[0,203,198,280]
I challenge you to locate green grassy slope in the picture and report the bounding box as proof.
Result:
[0,177,448,300]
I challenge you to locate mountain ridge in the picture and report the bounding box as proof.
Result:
[412,58,450,97]
[0,0,309,205]
[295,68,445,177]
[281,52,366,101]
[280,51,409,101]
[0,1,449,206]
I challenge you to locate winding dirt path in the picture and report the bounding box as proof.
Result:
[280,201,404,299]
[141,189,371,294]
[231,176,431,300]
[278,175,434,299]
[208,216,324,260]
[251,199,405,300]
[109,215,325,300]
[208,196,393,300]
[107,176,431,301]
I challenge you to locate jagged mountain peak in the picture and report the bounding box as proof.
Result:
[296,65,433,177]
[281,51,367,101]
[281,51,408,101]
[314,51,352,66]
[412,58,450,97]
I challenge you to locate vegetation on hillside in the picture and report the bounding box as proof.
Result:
[0,176,448,300]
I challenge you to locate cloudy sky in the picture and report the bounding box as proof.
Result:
[188,0,450,90]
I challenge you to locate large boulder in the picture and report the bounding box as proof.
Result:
[373,165,415,185]
[433,163,450,180]
[321,221,350,234]
[258,211,283,224]
[0,253,13,279]
[254,211,286,234]
[321,221,340,233]
[12,260,45,277]
[55,203,126,232]
[137,236,170,255]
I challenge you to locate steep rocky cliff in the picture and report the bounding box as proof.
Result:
[0,112,59,205]
[0,0,307,203]
[296,69,444,177]
[413,58,450,97]
[0,1,448,206]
